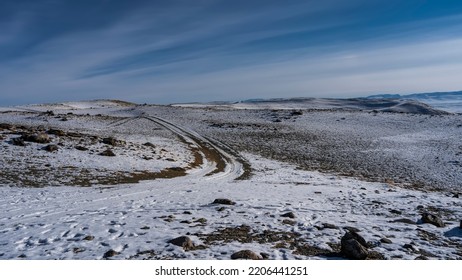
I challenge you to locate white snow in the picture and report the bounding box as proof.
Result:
[0,100,461,260]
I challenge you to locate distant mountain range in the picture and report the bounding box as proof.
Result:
[366,91,462,100]
[366,91,462,113]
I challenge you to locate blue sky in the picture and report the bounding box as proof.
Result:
[1,0,462,105]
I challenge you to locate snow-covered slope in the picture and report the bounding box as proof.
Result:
[0,100,461,260]
[173,97,448,115]
[367,91,462,113]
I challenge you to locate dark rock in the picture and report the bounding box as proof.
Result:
[45,110,55,116]
[44,144,59,152]
[415,255,429,260]
[103,249,119,259]
[75,146,88,151]
[322,223,339,230]
[11,137,25,146]
[102,137,117,146]
[143,142,155,147]
[403,244,416,251]
[281,212,295,219]
[47,129,66,136]
[212,198,236,205]
[380,238,393,244]
[183,211,192,215]
[60,117,68,121]
[168,236,194,250]
[0,123,13,130]
[73,247,85,254]
[290,110,303,116]
[99,149,116,157]
[421,213,445,227]
[231,250,262,260]
[391,218,417,225]
[282,219,297,226]
[260,252,270,259]
[21,133,50,144]
[140,226,150,230]
[460,220,462,229]
[217,207,226,212]
[341,231,369,260]
[194,218,207,224]
[343,226,360,233]
[389,209,402,215]
[341,239,368,260]
[83,235,94,241]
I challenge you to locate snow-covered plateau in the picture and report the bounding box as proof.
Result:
[0,100,461,260]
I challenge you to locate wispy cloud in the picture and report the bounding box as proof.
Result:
[1,0,462,105]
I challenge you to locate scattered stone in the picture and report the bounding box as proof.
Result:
[217,207,226,212]
[102,137,117,146]
[260,252,270,259]
[183,211,192,215]
[21,133,50,144]
[45,110,55,116]
[212,198,236,205]
[391,218,417,225]
[0,123,13,130]
[103,249,119,259]
[44,144,59,152]
[75,146,88,151]
[73,247,85,254]
[389,209,402,215]
[11,137,25,146]
[99,149,116,157]
[194,218,207,224]
[231,250,262,260]
[421,213,445,227]
[143,142,155,147]
[47,129,66,136]
[340,231,369,260]
[140,226,150,230]
[83,235,95,241]
[168,236,194,250]
[415,255,429,260]
[403,244,416,251]
[343,226,360,233]
[380,238,393,244]
[60,117,68,121]
[322,223,339,230]
[282,219,297,226]
[281,212,295,219]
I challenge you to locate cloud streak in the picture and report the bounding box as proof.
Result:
[1,0,462,105]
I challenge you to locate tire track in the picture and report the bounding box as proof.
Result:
[110,115,251,181]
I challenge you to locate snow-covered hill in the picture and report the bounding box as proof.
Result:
[367,91,462,113]
[0,100,461,260]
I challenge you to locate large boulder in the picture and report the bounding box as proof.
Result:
[340,231,369,260]
[421,213,445,228]
[168,236,194,250]
[231,250,262,260]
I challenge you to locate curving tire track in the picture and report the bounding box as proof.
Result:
[110,115,251,181]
